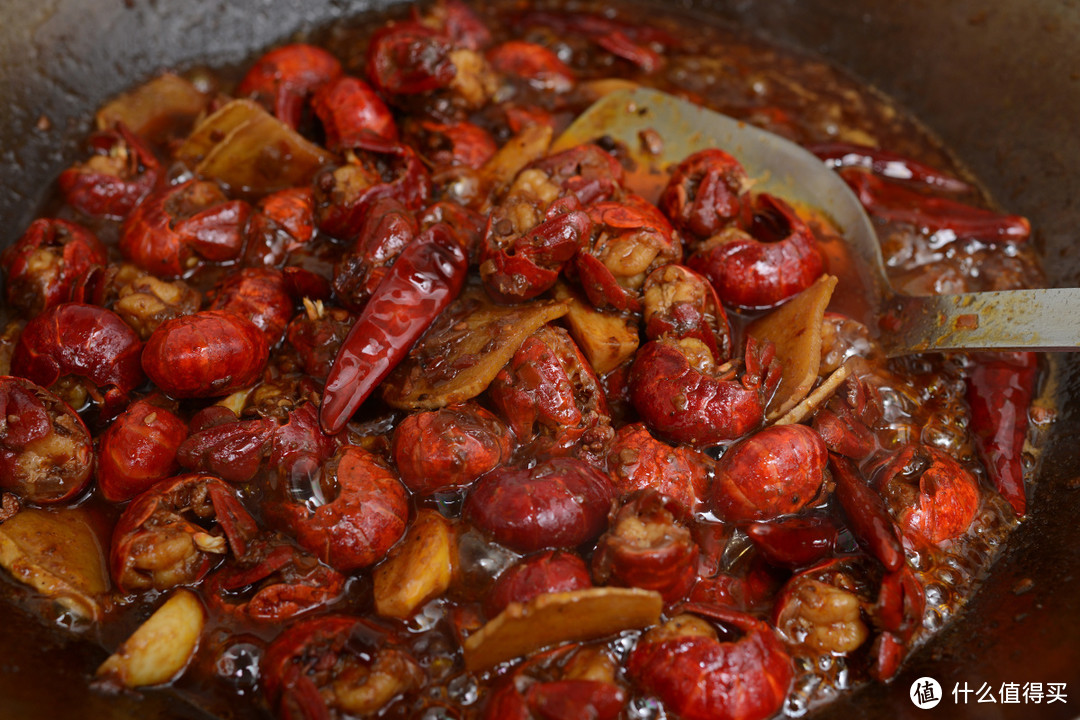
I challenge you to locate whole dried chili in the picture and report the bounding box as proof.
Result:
[808,141,971,193]
[319,222,468,434]
[831,454,905,572]
[966,351,1039,516]
[839,168,1030,243]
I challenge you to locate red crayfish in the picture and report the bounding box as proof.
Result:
[483,644,626,720]
[261,615,423,720]
[627,604,793,720]
[268,445,409,572]
[574,194,682,313]
[366,1,497,110]
[463,457,616,553]
[119,180,251,279]
[592,490,700,604]
[284,301,355,380]
[772,557,925,681]
[660,148,749,241]
[205,536,345,622]
[516,9,671,72]
[206,267,295,347]
[710,424,828,523]
[312,75,398,151]
[485,550,593,617]
[58,124,161,220]
[745,515,839,570]
[97,398,188,502]
[237,43,343,130]
[98,262,202,340]
[772,560,874,657]
[688,193,825,309]
[110,473,257,593]
[142,310,269,399]
[176,407,277,485]
[1,218,108,317]
[480,195,592,304]
[528,143,625,207]
[405,118,497,173]
[629,335,781,447]
[11,302,144,419]
[488,324,613,462]
[391,402,513,496]
[178,394,336,486]
[245,187,318,267]
[872,442,980,546]
[366,23,456,97]
[0,376,94,505]
[487,40,575,93]
[313,139,430,241]
[606,422,713,514]
[641,263,733,361]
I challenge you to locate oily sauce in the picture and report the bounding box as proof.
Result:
[0,1,1047,719]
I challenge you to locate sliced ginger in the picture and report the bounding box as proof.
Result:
[748,274,837,420]
[552,282,639,375]
[463,587,663,671]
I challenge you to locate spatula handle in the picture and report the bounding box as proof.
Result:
[883,288,1080,356]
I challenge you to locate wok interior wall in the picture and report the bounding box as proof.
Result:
[1,1,1078,718]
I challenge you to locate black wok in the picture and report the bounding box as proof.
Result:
[1,1,1079,718]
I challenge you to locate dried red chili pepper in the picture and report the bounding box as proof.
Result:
[839,168,1030,242]
[966,351,1038,516]
[808,141,971,193]
[319,223,468,434]
[516,10,673,72]
[830,454,904,572]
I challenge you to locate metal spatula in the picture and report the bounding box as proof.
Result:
[554,88,1080,356]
